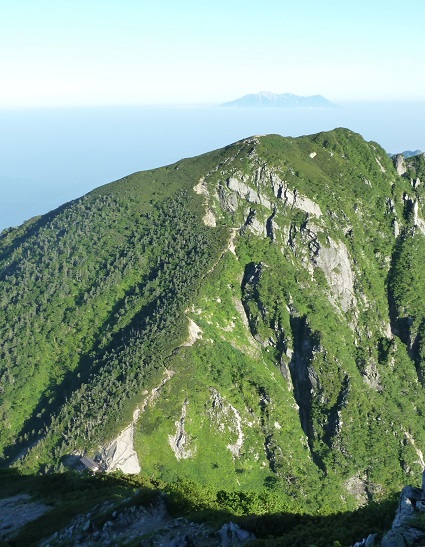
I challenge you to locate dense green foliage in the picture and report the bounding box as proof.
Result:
[0,469,398,546]
[2,128,425,542]
[0,156,228,467]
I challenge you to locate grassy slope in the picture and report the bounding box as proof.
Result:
[1,129,425,522]
[0,146,230,467]
[135,130,425,512]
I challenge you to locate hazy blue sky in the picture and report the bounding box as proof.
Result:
[2,0,425,108]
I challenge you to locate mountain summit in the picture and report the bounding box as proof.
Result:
[2,128,425,521]
[221,91,336,107]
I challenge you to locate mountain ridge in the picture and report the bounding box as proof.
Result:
[2,128,425,532]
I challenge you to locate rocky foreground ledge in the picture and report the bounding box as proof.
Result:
[354,471,425,546]
[38,497,254,547]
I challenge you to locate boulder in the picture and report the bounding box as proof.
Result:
[218,522,255,546]
[381,483,425,546]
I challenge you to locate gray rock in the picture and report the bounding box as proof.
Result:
[353,533,377,547]
[219,521,255,546]
[218,185,238,212]
[393,154,407,176]
[365,533,377,546]
[311,235,356,312]
[382,526,425,546]
[381,530,407,546]
[392,486,421,528]
[416,500,425,512]
[381,484,425,546]
[394,219,400,238]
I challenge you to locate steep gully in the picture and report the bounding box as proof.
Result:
[241,262,348,473]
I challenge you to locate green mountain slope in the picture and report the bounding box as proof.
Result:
[2,128,425,515]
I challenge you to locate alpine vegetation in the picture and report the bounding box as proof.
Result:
[2,128,425,544]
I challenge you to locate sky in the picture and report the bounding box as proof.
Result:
[2,0,425,108]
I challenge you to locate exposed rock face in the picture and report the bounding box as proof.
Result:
[100,424,141,474]
[393,154,407,176]
[194,177,217,226]
[40,497,221,546]
[403,430,425,469]
[218,184,239,213]
[99,370,175,473]
[294,193,322,217]
[380,471,425,546]
[376,156,386,173]
[353,471,425,546]
[289,220,357,313]
[207,388,245,458]
[203,209,217,227]
[247,214,267,237]
[227,176,272,209]
[353,533,378,547]
[183,317,203,347]
[362,361,382,391]
[244,205,357,316]
[394,219,400,238]
[241,262,267,345]
[219,521,255,546]
[345,475,370,506]
[220,167,322,229]
[312,236,356,312]
[411,200,425,235]
[168,399,196,460]
[268,169,323,218]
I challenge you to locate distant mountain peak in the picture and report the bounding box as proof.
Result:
[221,91,337,108]
[401,149,422,158]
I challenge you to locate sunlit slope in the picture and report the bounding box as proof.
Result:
[2,129,425,513]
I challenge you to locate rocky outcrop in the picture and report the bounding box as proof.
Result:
[344,475,370,506]
[219,167,322,233]
[194,177,217,226]
[362,361,382,392]
[100,423,141,474]
[352,533,378,547]
[295,193,322,217]
[412,200,425,235]
[312,236,356,312]
[381,483,425,546]
[218,184,239,213]
[219,522,255,546]
[352,471,425,546]
[99,370,175,473]
[40,497,223,546]
[207,388,245,458]
[227,176,271,209]
[393,154,407,176]
[241,262,267,344]
[282,219,357,313]
[183,317,203,346]
[168,399,196,460]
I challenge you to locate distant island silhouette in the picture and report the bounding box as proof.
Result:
[221,91,337,108]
